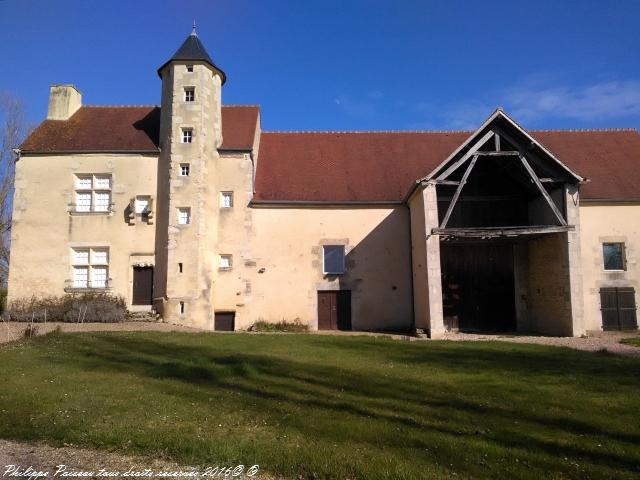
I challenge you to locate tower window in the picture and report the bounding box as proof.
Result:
[177,207,191,225]
[186,65,193,73]
[219,254,233,270]
[184,87,195,102]
[179,163,190,176]
[179,301,185,314]
[603,243,626,271]
[220,191,233,208]
[182,129,193,143]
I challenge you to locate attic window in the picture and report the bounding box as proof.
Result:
[186,65,193,72]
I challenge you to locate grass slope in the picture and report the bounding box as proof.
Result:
[620,336,640,347]
[0,332,639,479]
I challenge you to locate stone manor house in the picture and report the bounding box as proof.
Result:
[7,30,640,337]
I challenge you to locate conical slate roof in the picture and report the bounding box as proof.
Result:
[157,30,226,83]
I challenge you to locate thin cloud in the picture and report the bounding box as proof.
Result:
[506,80,640,122]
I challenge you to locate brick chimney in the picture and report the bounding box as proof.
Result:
[47,84,82,120]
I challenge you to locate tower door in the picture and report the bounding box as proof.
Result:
[132,267,154,305]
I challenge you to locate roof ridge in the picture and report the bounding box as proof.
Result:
[262,129,473,134]
[222,104,260,108]
[530,128,638,133]
[83,104,159,108]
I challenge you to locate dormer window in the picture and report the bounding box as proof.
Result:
[182,129,193,143]
[184,87,195,102]
[186,65,193,73]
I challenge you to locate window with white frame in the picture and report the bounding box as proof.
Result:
[177,207,191,225]
[220,191,233,208]
[184,87,195,102]
[219,254,232,269]
[179,163,190,176]
[323,245,346,275]
[134,196,150,214]
[74,174,112,213]
[182,129,193,143]
[71,247,109,289]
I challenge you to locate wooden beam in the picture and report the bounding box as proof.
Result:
[518,155,567,226]
[440,154,479,229]
[474,151,520,156]
[432,225,574,238]
[539,178,563,183]
[494,132,501,151]
[434,180,460,186]
[436,130,495,180]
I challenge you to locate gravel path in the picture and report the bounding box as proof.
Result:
[0,439,271,479]
[441,330,640,357]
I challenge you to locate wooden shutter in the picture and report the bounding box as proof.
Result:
[617,287,638,330]
[600,287,637,331]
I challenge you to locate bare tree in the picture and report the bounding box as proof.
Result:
[0,92,28,286]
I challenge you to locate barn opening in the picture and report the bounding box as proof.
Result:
[432,115,581,334]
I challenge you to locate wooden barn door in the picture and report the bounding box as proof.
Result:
[132,267,153,305]
[214,312,235,331]
[600,287,638,331]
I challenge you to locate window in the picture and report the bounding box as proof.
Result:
[220,191,233,208]
[219,254,232,269]
[134,196,150,214]
[179,164,190,176]
[323,245,345,275]
[179,301,185,314]
[182,129,193,143]
[184,87,195,102]
[74,174,112,213]
[603,243,626,271]
[177,207,191,225]
[186,65,193,73]
[71,247,109,289]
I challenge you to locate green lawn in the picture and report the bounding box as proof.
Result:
[620,336,640,347]
[1,332,639,480]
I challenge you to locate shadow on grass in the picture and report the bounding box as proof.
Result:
[8,332,640,479]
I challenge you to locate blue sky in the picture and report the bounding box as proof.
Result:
[1,0,639,131]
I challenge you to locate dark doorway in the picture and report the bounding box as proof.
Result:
[214,311,235,331]
[132,267,154,305]
[600,287,638,331]
[440,243,516,332]
[317,290,351,330]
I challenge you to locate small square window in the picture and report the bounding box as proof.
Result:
[219,254,232,269]
[73,249,89,265]
[179,164,190,176]
[182,129,193,143]
[73,267,89,288]
[94,176,111,190]
[76,192,92,212]
[603,243,626,271]
[184,87,195,102]
[220,191,233,208]
[186,65,193,73]
[135,196,150,214]
[76,176,92,189]
[177,207,191,225]
[323,245,345,275]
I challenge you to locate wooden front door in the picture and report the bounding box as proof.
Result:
[600,287,638,331]
[317,291,351,330]
[132,267,153,305]
[215,312,235,331]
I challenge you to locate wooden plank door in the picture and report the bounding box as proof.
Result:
[318,291,351,330]
[214,312,235,331]
[132,267,153,305]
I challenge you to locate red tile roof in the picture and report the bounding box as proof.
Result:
[20,105,259,153]
[254,129,640,202]
[21,105,640,201]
